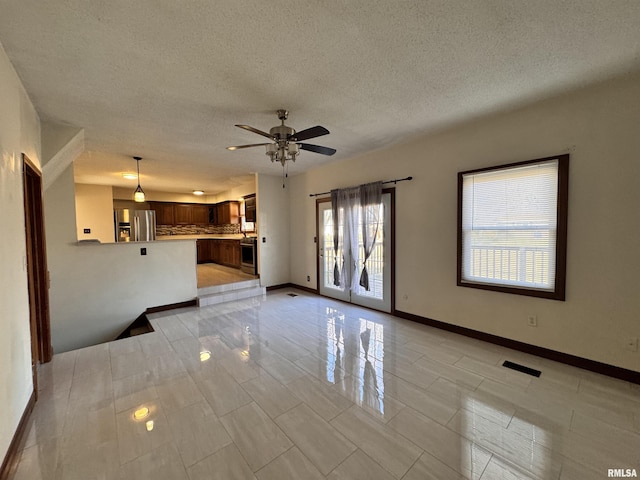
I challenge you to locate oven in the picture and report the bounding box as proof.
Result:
[240,237,257,275]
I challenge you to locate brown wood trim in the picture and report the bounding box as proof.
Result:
[0,390,36,480]
[23,154,53,366]
[387,188,396,314]
[145,299,198,314]
[266,283,319,294]
[457,154,569,301]
[395,309,640,385]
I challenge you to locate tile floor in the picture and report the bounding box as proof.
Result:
[14,289,640,479]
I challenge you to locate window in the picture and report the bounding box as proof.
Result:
[457,154,569,300]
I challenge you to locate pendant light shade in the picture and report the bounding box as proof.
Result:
[133,156,145,202]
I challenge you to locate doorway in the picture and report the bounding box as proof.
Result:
[23,155,53,396]
[317,189,395,312]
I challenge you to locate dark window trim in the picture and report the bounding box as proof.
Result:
[457,154,569,301]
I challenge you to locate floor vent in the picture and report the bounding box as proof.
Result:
[502,360,541,377]
[287,293,298,297]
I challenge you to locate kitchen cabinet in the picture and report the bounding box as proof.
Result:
[192,204,208,225]
[219,239,240,267]
[244,195,256,223]
[196,238,240,267]
[196,239,210,264]
[149,202,175,226]
[174,204,193,225]
[216,201,240,225]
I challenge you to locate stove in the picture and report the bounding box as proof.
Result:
[240,236,257,275]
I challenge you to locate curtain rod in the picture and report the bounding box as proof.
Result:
[308,176,413,197]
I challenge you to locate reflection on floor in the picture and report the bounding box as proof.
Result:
[16,290,640,480]
[197,262,257,288]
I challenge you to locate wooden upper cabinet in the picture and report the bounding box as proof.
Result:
[244,195,256,223]
[174,204,193,225]
[149,201,239,226]
[217,201,240,225]
[149,202,175,225]
[192,204,209,225]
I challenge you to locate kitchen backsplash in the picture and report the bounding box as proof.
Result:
[157,224,241,236]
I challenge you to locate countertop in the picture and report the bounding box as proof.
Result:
[156,234,257,241]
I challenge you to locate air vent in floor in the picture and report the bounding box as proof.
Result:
[502,360,541,377]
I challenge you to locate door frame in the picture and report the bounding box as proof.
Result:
[315,187,396,313]
[23,154,53,393]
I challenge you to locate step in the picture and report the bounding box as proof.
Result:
[197,278,261,297]
[198,284,266,307]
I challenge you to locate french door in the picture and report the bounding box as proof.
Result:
[317,192,392,312]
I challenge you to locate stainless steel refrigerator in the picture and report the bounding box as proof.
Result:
[114,209,156,242]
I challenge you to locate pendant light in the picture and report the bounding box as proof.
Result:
[133,156,145,202]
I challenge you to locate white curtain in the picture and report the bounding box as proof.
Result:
[359,181,382,291]
[330,181,382,292]
[330,186,360,290]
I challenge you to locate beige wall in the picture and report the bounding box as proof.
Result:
[289,72,640,372]
[111,176,257,205]
[75,183,115,242]
[112,186,210,203]
[0,42,41,462]
[257,174,290,287]
[211,176,256,203]
[45,165,198,352]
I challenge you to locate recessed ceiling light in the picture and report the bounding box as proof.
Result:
[193,190,204,196]
[200,351,211,362]
[122,173,138,180]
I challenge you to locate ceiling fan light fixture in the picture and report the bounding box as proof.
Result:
[230,110,335,168]
[133,156,145,203]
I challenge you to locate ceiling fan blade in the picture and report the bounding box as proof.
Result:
[235,124,275,140]
[298,143,336,156]
[291,126,329,142]
[226,143,271,151]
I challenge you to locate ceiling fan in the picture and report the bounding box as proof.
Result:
[227,109,336,166]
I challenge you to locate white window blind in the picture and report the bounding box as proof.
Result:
[461,159,559,291]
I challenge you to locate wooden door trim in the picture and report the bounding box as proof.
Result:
[22,154,53,364]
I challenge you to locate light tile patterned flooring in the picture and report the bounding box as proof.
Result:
[15,289,640,479]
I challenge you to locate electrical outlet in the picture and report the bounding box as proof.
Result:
[527,315,538,327]
[83,228,91,234]
[625,337,639,352]
[307,275,311,282]
[140,248,147,256]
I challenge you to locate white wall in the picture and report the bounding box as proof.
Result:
[0,42,41,463]
[75,183,115,242]
[256,174,290,287]
[45,165,198,352]
[289,72,640,372]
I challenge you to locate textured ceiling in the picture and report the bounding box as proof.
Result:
[1,1,640,195]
